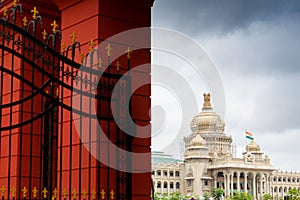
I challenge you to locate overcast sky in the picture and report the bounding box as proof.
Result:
[151,0,300,171]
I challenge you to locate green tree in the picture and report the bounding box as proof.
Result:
[203,192,210,200]
[263,194,272,200]
[169,191,183,200]
[212,187,225,200]
[232,192,253,200]
[288,188,300,200]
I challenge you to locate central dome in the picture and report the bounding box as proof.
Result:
[190,93,225,134]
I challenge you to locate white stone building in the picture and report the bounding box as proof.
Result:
[152,93,300,199]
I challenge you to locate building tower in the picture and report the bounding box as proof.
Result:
[185,93,232,158]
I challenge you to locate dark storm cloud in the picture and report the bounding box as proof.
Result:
[153,0,300,36]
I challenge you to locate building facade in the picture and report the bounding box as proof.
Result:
[152,93,300,199]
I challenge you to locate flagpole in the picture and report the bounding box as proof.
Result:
[245,130,247,146]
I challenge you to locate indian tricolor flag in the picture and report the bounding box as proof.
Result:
[245,131,254,140]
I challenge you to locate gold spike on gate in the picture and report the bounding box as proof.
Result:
[1,186,6,198]
[53,188,58,199]
[51,20,59,33]
[22,17,28,27]
[3,6,8,17]
[11,186,16,198]
[63,189,68,199]
[91,190,97,200]
[70,32,77,44]
[31,7,39,20]
[22,187,28,198]
[88,39,96,52]
[126,47,131,59]
[32,187,38,198]
[110,189,115,199]
[105,44,112,56]
[100,189,105,199]
[82,189,87,199]
[72,188,77,199]
[42,188,48,199]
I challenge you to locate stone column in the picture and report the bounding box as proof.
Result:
[245,172,248,193]
[253,173,257,198]
[230,173,234,196]
[237,172,240,192]
[260,174,263,197]
[266,175,270,194]
[228,174,231,196]
[214,173,217,188]
[224,174,227,197]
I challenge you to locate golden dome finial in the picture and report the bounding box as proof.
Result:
[203,93,211,109]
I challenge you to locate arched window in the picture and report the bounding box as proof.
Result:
[279,187,282,193]
[157,181,161,188]
[157,170,161,176]
[170,182,174,189]
[169,171,174,177]
[164,181,168,188]
[176,182,180,189]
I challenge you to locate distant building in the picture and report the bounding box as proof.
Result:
[152,93,300,199]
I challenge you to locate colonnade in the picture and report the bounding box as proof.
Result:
[214,171,272,199]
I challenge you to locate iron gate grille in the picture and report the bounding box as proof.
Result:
[0,3,133,199]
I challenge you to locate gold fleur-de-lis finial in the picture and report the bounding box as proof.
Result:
[116,61,120,72]
[82,189,87,199]
[91,190,97,200]
[51,20,58,33]
[3,6,8,17]
[22,187,28,198]
[1,186,6,198]
[110,190,115,199]
[100,189,105,199]
[72,189,77,199]
[53,188,58,199]
[13,0,19,7]
[56,88,59,97]
[98,58,102,68]
[61,43,66,52]
[126,47,131,59]
[42,29,47,40]
[63,189,67,199]
[70,32,77,44]
[80,52,85,63]
[11,186,16,197]
[88,39,96,51]
[32,187,38,198]
[22,17,28,27]
[31,7,39,20]
[42,188,48,199]
[105,44,112,56]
